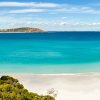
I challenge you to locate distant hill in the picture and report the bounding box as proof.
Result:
[0,27,44,32]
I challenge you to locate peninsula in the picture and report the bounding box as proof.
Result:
[0,27,44,32]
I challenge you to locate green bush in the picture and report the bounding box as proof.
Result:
[0,76,55,100]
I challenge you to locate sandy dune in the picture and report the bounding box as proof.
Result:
[0,73,100,100]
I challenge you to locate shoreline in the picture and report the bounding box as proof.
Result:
[0,72,100,100]
[0,71,100,75]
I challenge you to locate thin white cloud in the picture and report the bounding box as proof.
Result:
[54,6,99,14]
[8,5,100,14]
[9,9,46,13]
[0,14,100,30]
[0,2,100,14]
[93,3,100,6]
[58,22,100,27]
[62,17,67,19]
[0,2,61,8]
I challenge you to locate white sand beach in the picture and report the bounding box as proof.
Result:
[0,73,100,100]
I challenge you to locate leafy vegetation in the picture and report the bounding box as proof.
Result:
[0,76,55,100]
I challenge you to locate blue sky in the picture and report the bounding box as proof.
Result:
[0,0,100,31]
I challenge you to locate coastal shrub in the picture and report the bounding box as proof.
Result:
[0,76,55,100]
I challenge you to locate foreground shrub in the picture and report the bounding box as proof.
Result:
[0,76,55,100]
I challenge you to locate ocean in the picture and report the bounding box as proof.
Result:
[0,31,100,73]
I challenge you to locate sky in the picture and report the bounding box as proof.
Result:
[0,0,100,31]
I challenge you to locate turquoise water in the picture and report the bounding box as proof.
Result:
[0,32,100,73]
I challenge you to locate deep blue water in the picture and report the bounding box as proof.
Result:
[0,32,100,40]
[0,32,100,73]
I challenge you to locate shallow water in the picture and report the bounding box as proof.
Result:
[0,32,100,73]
